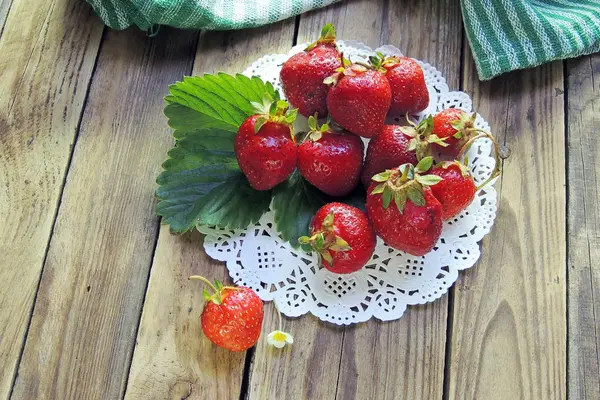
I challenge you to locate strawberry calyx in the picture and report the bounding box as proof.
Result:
[298,212,352,264]
[367,52,396,74]
[189,275,241,305]
[305,23,338,51]
[449,111,477,140]
[370,156,443,213]
[305,114,331,141]
[402,116,448,160]
[323,54,358,86]
[250,93,298,139]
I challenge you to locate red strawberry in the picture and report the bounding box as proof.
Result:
[234,99,298,190]
[298,116,364,196]
[280,24,341,117]
[361,125,418,187]
[371,54,429,114]
[429,162,476,220]
[325,62,391,138]
[430,131,502,220]
[300,203,376,274]
[431,108,477,157]
[366,157,443,256]
[190,276,264,352]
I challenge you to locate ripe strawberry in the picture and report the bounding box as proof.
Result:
[190,276,264,352]
[366,157,443,256]
[430,131,502,220]
[298,116,364,196]
[325,61,391,138]
[431,108,477,157]
[361,125,418,187]
[429,161,476,220]
[280,24,341,117]
[300,203,376,274]
[370,53,429,114]
[234,98,298,190]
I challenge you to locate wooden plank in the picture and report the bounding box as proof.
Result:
[566,54,600,399]
[446,51,567,398]
[0,0,103,397]
[124,21,296,400]
[9,28,198,400]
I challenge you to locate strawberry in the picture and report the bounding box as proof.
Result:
[429,161,476,220]
[360,117,447,187]
[366,157,443,256]
[234,98,298,190]
[370,53,429,115]
[325,61,391,138]
[298,116,364,196]
[280,24,341,117]
[361,125,418,187]
[431,108,477,157]
[430,131,502,220]
[300,203,376,274]
[190,276,264,352]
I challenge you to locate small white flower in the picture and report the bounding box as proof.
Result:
[267,330,294,348]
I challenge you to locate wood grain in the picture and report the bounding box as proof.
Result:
[328,1,463,399]
[10,28,198,400]
[446,50,566,399]
[566,54,600,399]
[0,0,103,397]
[124,21,296,400]
[0,0,13,36]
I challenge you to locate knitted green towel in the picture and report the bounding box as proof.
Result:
[87,0,600,80]
[86,0,338,31]
[462,0,600,79]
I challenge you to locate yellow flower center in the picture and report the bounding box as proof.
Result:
[273,331,286,341]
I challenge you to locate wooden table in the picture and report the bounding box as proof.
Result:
[1,0,598,399]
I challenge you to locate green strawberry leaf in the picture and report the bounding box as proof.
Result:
[165,73,278,134]
[157,73,277,232]
[156,130,271,231]
[272,171,330,249]
[272,171,366,248]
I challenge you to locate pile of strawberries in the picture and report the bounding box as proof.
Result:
[234,24,501,275]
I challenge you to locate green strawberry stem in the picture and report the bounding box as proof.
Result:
[459,129,502,191]
[189,275,241,305]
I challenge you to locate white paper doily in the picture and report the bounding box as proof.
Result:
[197,41,498,325]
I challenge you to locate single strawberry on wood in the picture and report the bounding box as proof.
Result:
[298,115,364,196]
[370,53,429,115]
[280,23,341,117]
[234,97,298,190]
[189,276,264,352]
[300,203,376,274]
[325,60,391,138]
[366,157,443,256]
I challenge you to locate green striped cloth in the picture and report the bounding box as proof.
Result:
[87,0,600,80]
[462,0,600,79]
[86,0,338,31]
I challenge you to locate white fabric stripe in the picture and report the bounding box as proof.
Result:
[463,0,501,75]
[515,1,556,59]
[480,0,521,69]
